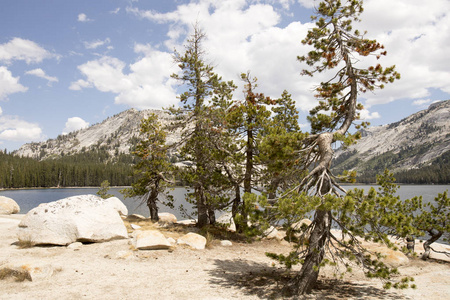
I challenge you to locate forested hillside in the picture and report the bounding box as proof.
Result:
[0,150,135,188]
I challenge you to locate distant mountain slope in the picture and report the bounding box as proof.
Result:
[333,100,450,182]
[14,109,179,160]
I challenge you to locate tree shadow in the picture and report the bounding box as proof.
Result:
[208,259,409,299]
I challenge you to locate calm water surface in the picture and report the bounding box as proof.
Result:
[0,185,448,220]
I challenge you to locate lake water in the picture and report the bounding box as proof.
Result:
[0,185,448,220]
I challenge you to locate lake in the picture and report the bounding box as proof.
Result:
[0,185,448,221]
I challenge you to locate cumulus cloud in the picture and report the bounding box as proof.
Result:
[359,0,450,107]
[0,66,28,100]
[79,0,449,115]
[70,48,178,109]
[412,99,432,106]
[25,68,58,86]
[84,38,111,50]
[0,37,56,64]
[62,117,89,135]
[359,109,381,120]
[0,114,44,142]
[78,13,92,22]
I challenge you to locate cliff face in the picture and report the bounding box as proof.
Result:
[14,109,179,160]
[333,100,450,173]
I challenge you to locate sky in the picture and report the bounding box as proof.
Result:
[0,0,449,152]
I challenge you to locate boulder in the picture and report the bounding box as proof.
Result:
[158,212,177,224]
[177,232,207,250]
[130,223,142,230]
[67,242,83,251]
[291,219,312,231]
[132,230,171,250]
[17,195,128,246]
[216,212,236,232]
[177,219,197,225]
[363,242,409,267]
[220,240,232,247]
[0,196,20,215]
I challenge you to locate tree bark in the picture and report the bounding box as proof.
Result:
[147,187,159,222]
[288,209,330,295]
[421,230,443,260]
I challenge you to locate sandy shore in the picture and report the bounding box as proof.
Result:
[1,214,449,300]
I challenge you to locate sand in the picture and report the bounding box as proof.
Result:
[1,214,449,300]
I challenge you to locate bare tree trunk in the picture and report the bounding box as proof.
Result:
[421,230,443,260]
[288,209,330,295]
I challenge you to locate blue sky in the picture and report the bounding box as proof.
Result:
[1,0,449,152]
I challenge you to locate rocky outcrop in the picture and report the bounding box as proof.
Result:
[17,195,128,246]
[177,232,207,250]
[333,100,450,174]
[216,212,236,232]
[158,212,177,224]
[0,196,20,215]
[14,108,181,160]
[131,230,172,250]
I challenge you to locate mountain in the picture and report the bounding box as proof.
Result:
[14,109,179,160]
[333,100,450,183]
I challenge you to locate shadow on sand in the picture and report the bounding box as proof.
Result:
[208,258,408,299]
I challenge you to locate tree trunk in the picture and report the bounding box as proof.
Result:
[147,190,159,222]
[421,230,443,260]
[288,209,330,295]
[197,185,209,228]
[232,184,242,232]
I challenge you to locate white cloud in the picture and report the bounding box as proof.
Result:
[359,109,381,120]
[0,114,44,142]
[62,117,89,135]
[97,0,449,116]
[78,13,92,22]
[0,106,2,115]
[110,7,120,14]
[359,0,450,107]
[84,38,111,49]
[412,99,432,106]
[0,37,56,64]
[70,49,178,109]
[0,66,28,100]
[25,68,58,86]
[69,79,92,90]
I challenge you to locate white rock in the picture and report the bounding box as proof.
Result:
[220,240,232,247]
[362,242,409,267]
[264,226,286,240]
[158,212,177,224]
[291,219,312,231]
[167,237,177,245]
[177,219,197,225]
[130,223,141,230]
[0,196,20,215]
[17,194,128,246]
[132,230,171,250]
[216,212,236,232]
[126,214,146,220]
[67,242,83,250]
[177,232,207,250]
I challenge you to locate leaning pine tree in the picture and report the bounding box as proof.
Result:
[254,0,422,296]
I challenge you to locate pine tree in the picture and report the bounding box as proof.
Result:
[121,114,174,221]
